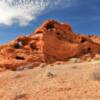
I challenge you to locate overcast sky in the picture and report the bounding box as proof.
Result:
[0,0,100,44]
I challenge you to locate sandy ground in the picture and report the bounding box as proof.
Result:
[0,61,100,100]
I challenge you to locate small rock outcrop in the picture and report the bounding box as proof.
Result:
[0,20,100,71]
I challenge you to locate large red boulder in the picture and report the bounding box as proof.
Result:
[0,20,99,70]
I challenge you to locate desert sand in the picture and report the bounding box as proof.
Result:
[0,60,100,100]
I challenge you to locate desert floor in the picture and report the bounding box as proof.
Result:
[0,61,100,100]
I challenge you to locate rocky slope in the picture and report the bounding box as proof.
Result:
[0,20,100,71]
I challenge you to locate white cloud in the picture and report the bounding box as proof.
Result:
[0,0,71,26]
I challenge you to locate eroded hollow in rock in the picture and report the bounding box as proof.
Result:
[14,40,28,49]
[15,56,25,60]
[14,43,21,49]
[46,23,55,30]
[56,32,60,35]
[21,40,28,45]
[98,50,100,54]
[80,38,86,43]
[56,32,67,41]
[30,43,39,51]
[82,47,91,54]
[35,30,43,34]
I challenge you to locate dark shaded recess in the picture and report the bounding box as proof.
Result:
[35,30,43,34]
[80,38,86,43]
[82,47,91,54]
[30,43,38,51]
[21,40,28,45]
[46,23,55,30]
[16,56,25,60]
[56,32,62,40]
[88,48,91,51]
[97,50,100,54]
[14,43,21,49]
[56,32,68,41]
[14,40,28,49]
[56,32,60,35]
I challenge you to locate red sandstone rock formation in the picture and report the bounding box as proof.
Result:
[0,20,100,71]
[88,35,100,44]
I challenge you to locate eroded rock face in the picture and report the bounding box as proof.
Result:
[0,20,100,70]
